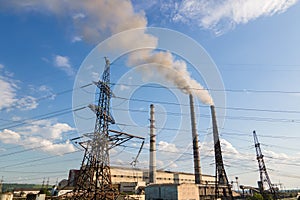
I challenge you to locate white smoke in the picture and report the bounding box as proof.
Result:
[1,0,214,105]
[128,50,213,105]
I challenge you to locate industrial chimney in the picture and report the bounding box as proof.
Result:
[149,104,156,184]
[189,94,202,184]
[211,105,220,148]
[210,105,233,199]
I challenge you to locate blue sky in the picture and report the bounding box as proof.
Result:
[0,0,300,190]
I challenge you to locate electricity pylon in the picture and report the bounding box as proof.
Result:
[72,57,116,200]
[71,58,144,200]
[253,131,277,200]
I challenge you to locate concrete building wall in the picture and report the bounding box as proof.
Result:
[145,184,200,200]
[145,184,178,200]
[111,167,144,183]
[178,184,199,200]
[119,182,146,194]
[110,167,215,186]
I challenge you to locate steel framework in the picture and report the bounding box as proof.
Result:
[71,57,116,200]
[71,58,145,199]
[253,131,277,200]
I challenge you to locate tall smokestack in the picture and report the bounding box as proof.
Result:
[149,104,156,184]
[211,105,233,199]
[210,105,220,146]
[189,94,202,184]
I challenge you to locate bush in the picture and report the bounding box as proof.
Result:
[247,193,264,200]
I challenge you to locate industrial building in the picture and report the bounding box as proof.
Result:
[67,166,215,194]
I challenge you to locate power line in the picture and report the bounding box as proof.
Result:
[113,95,300,115]
[260,143,300,152]
[2,83,300,134]
[221,131,300,140]
[110,82,300,94]
[0,150,82,169]
[0,170,68,174]
[0,105,86,130]
[0,136,80,158]
[0,83,93,113]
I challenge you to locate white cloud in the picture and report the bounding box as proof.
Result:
[91,72,99,81]
[29,84,56,100]
[220,139,239,155]
[0,0,148,44]
[264,149,289,159]
[18,119,75,140]
[22,137,75,155]
[54,55,74,76]
[0,76,17,109]
[0,64,17,109]
[120,84,130,91]
[171,0,298,35]
[158,141,179,153]
[55,55,71,68]
[73,13,85,20]
[16,96,38,110]
[200,139,252,161]
[0,120,76,155]
[0,129,21,143]
[12,116,22,121]
[71,36,82,43]
[0,65,39,111]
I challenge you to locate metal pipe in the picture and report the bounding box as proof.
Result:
[189,94,202,184]
[149,104,156,184]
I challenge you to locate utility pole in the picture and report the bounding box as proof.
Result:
[0,176,3,193]
[42,177,45,189]
[46,178,49,190]
[253,131,277,200]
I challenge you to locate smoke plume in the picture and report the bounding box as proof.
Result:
[1,0,214,105]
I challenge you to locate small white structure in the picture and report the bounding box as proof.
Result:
[57,189,73,197]
[0,193,13,200]
[13,188,40,197]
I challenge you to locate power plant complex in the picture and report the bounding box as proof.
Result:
[54,58,235,200]
[0,58,281,200]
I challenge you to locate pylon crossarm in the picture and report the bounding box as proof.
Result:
[108,129,145,149]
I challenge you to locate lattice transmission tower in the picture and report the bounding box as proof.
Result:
[70,57,144,200]
[253,131,277,200]
[71,58,145,200]
[71,57,116,200]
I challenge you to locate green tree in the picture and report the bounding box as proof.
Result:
[39,188,51,196]
[247,193,264,200]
